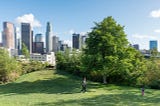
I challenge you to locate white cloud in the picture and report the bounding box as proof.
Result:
[128,33,160,50]
[131,33,156,39]
[150,9,160,18]
[154,29,160,33]
[69,29,75,34]
[16,27,20,32]
[80,32,87,35]
[15,13,41,28]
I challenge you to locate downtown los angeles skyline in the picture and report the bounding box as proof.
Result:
[1,0,160,50]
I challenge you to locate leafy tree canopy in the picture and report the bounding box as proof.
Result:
[83,16,144,84]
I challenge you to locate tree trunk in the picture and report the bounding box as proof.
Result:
[103,75,107,84]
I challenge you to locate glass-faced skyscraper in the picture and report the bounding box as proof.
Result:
[32,33,44,54]
[72,33,81,49]
[52,36,59,52]
[35,33,44,42]
[21,23,32,54]
[2,22,15,49]
[46,22,53,53]
[150,40,158,50]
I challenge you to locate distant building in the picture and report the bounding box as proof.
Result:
[17,38,21,55]
[32,33,44,54]
[46,22,53,53]
[10,49,18,57]
[140,49,151,58]
[35,33,44,42]
[14,27,18,49]
[32,42,44,54]
[72,33,81,49]
[133,44,139,50]
[30,52,55,66]
[0,43,3,47]
[81,35,87,48]
[52,36,59,52]
[2,22,15,49]
[150,40,158,50]
[21,23,32,54]
[60,43,69,51]
[58,40,63,50]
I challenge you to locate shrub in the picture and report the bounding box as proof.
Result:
[0,49,22,83]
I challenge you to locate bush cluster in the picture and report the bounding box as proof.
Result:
[56,49,160,89]
[0,48,48,83]
[56,50,82,76]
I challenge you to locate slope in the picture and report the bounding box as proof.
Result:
[0,70,159,106]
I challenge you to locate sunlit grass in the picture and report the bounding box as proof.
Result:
[0,70,159,106]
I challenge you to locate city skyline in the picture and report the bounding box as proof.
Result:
[1,0,160,50]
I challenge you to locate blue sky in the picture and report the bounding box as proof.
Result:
[1,0,160,50]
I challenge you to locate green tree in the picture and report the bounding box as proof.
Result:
[22,43,30,58]
[0,48,22,82]
[83,16,144,84]
[56,49,82,75]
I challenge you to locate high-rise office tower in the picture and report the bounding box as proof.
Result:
[150,40,158,50]
[46,22,53,53]
[17,38,21,54]
[32,33,44,54]
[21,23,32,54]
[58,40,63,51]
[52,36,59,52]
[14,27,18,49]
[32,42,44,54]
[2,22,15,49]
[72,33,81,49]
[81,35,87,48]
[35,33,44,42]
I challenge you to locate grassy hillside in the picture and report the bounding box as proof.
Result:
[0,70,160,106]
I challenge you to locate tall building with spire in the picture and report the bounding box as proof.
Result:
[46,22,53,53]
[21,23,32,54]
[2,22,15,49]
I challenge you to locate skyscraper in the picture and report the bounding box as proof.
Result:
[150,40,158,50]
[35,33,44,42]
[46,22,53,53]
[2,22,15,49]
[32,42,44,54]
[72,33,81,49]
[32,33,44,54]
[52,36,59,52]
[21,23,32,54]
[14,27,18,49]
[81,35,87,48]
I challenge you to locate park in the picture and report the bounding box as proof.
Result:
[0,16,160,106]
[0,70,160,106]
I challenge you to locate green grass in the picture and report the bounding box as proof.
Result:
[0,70,160,106]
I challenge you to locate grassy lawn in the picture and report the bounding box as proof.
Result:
[0,70,160,106]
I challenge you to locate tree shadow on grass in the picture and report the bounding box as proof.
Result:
[0,70,103,96]
[35,93,160,106]
[0,76,82,95]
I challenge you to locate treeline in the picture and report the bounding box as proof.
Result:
[0,48,48,83]
[56,16,160,89]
